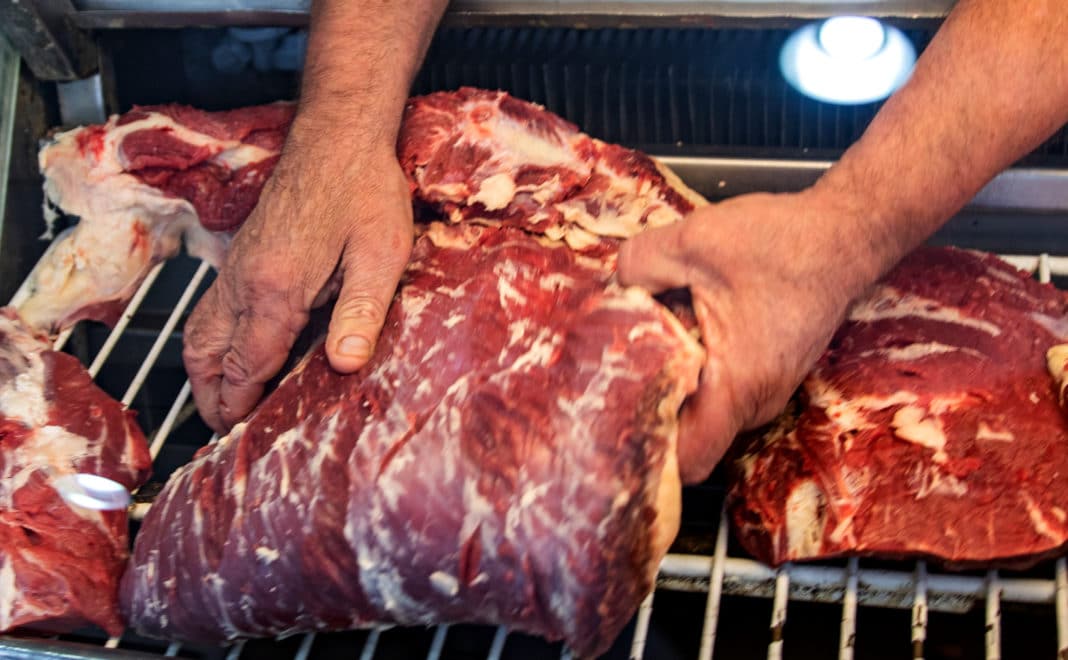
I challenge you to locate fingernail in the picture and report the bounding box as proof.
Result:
[339,335,372,360]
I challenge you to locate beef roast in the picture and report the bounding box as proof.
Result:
[121,90,706,656]
[121,223,703,655]
[21,102,294,332]
[729,247,1068,567]
[0,309,150,634]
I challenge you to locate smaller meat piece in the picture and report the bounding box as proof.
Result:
[19,102,294,332]
[729,247,1068,568]
[399,87,706,251]
[0,308,150,634]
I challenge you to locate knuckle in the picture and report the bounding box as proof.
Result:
[348,234,413,275]
[240,262,291,299]
[220,348,254,388]
[182,339,206,368]
[182,329,216,370]
[335,295,389,325]
[675,220,706,260]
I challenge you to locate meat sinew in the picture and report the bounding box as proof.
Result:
[21,103,294,332]
[0,309,150,634]
[729,247,1068,567]
[120,89,706,656]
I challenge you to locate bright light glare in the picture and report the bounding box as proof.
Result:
[818,17,886,60]
[780,16,916,105]
[53,473,131,511]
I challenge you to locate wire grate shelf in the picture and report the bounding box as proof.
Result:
[4,249,1068,660]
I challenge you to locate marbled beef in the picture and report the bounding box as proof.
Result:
[122,223,702,655]
[21,103,294,332]
[0,309,150,634]
[729,247,1068,567]
[121,90,706,656]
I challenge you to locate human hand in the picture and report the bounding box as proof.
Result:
[617,189,872,484]
[183,131,413,434]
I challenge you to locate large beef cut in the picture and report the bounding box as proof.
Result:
[19,102,294,332]
[0,308,151,634]
[121,89,705,656]
[729,247,1068,567]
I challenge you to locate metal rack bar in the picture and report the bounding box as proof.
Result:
[359,630,381,660]
[0,35,18,227]
[911,562,928,660]
[148,380,192,459]
[629,591,654,659]
[658,157,1068,215]
[985,571,1001,660]
[839,557,859,660]
[1000,254,1068,275]
[696,502,730,660]
[767,566,789,660]
[67,0,957,29]
[53,326,73,351]
[427,624,449,660]
[225,641,244,660]
[87,263,164,377]
[294,633,315,660]
[120,261,209,406]
[487,626,508,660]
[1057,559,1068,658]
[1040,252,1053,284]
[659,555,1059,608]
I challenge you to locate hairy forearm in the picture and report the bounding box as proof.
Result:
[292,0,449,152]
[814,0,1068,290]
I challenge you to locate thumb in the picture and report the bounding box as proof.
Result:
[325,239,411,373]
[676,356,742,484]
[617,222,692,293]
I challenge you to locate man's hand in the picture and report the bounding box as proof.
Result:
[617,190,866,484]
[181,0,447,433]
[620,0,1068,483]
[183,139,413,433]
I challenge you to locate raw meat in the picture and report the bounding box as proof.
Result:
[19,102,294,332]
[121,90,707,656]
[0,308,150,634]
[22,88,697,333]
[400,87,707,251]
[729,247,1068,567]
[122,223,703,656]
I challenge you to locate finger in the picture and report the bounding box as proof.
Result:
[616,221,693,293]
[325,226,412,373]
[183,287,235,434]
[676,357,742,484]
[217,302,309,429]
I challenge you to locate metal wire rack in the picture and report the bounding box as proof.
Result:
[4,251,1068,660]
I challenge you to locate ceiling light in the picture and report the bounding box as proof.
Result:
[780,16,917,105]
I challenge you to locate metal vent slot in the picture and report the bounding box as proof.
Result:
[98,26,1068,164]
[411,27,923,155]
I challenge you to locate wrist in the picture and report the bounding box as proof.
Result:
[790,182,893,306]
[285,106,401,160]
[805,168,916,293]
